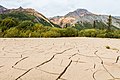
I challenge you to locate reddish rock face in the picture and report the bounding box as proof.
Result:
[50,9,120,28]
[0,5,56,27]
[50,16,76,28]
[50,9,93,28]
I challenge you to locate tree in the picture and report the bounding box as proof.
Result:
[107,15,112,30]
[19,30,32,37]
[17,20,34,30]
[65,27,78,37]
[32,23,50,33]
[4,27,19,37]
[93,20,96,28]
[42,31,61,38]
[0,18,18,29]
[78,29,98,37]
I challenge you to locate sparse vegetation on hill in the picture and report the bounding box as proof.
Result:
[0,5,120,38]
[0,15,120,38]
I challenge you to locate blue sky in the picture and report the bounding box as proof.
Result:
[0,0,120,17]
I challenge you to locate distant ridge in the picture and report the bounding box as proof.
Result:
[0,5,8,14]
[0,5,59,27]
[65,9,92,18]
[50,9,120,29]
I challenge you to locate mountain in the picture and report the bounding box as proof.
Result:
[50,9,120,29]
[0,5,8,14]
[0,5,59,27]
[65,9,92,18]
[114,16,120,19]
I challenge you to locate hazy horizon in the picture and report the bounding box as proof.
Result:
[0,0,120,17]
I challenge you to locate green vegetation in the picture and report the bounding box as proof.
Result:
[0,20,120,38]
[107,15,112,30]
[0,11,35,21]
[78,29,120,38]
[0,12,120,38]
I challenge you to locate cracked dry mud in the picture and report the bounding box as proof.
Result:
[0,38,120,80]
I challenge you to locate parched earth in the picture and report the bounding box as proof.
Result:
[0,38,120,80]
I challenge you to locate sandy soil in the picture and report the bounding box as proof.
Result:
[0,37,120,80]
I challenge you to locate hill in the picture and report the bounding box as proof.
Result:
[50,9,120,30]
[0,5,7,14]
[0,5,62,37]
[0,6,120,38]
[0,5,59,27]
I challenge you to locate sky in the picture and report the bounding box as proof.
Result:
[0,0,120,17]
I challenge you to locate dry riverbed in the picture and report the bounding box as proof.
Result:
[0,37,120,80]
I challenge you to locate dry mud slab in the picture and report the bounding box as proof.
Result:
[0,37,120,80]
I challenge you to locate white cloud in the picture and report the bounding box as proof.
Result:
[0,0,120,17]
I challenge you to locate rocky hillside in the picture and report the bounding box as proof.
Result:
[50,9,120,29]
[0,5,8,14]
[0,5,59,27]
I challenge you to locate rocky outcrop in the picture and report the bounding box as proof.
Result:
[0,5,56,27]
[50,9,120,28]
[0,5,8,14]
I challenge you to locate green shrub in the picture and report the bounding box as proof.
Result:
[0,18,18,29]
[42,31,61,38]
[31,31,41,37]
[112,30,120,38]
[19,30,32,37]
[0,26,7,32]
[4,27,19,37]
[96,30,106,38]
[32,23,50,33]
[17,20,34,30]
[78,29,98,37]
[59,28,67,37]
[65,27,78,37]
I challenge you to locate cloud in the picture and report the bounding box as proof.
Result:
[0,0,120,17]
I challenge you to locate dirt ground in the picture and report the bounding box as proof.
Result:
[0,37,120,80]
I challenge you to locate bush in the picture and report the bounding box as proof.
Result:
[65,27,78,37]
[78,29,120,38]
[96,30,106,38]
[0,18,18,29]
[0,26,7,32]
[32,23,50,33]
[112,30,120,38]
[78,29,98,37]
[105,32,114,38]
[102,30,119,38]
[0,29,4,37]
[59,28,67,37]
[31,31,41,37]
[19,30,32,37]
[50,27,61,32]
[42,31,61,38]
[4,27,19,37]
[17,20,34,30]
